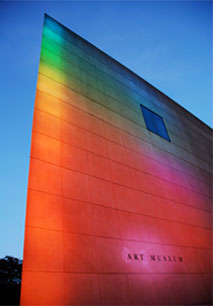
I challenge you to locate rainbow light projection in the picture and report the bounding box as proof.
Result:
[21,14,212,305]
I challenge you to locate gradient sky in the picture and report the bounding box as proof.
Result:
[0,0,212,259]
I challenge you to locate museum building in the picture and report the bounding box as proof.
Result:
[20,14,212,305]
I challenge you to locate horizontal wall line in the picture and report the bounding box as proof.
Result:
[28,156,212,216]
[38,56,212,163]
[34,86,212,189]
[31,116,212,201]
[25,210,212,249]
[21,270,212,275]
[30,125,213,205]
[36,74,212,178]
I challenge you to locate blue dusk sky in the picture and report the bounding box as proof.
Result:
[0,1,212,259]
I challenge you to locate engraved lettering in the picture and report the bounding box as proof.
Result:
[139,254,144,260]
[127,253,132,260]
[125,252,183,263]
[157,255,161,261]
[150,255,156,261]
[134,254,138,260]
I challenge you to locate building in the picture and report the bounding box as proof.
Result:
[20,14,212,305]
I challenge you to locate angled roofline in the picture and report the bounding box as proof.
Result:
[43,13,212,131]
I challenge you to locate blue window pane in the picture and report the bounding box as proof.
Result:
[155,117,169,140]
[142,108,155,132]
[140,105,170,141]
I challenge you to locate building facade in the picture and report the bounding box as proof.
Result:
[20,14,212,305]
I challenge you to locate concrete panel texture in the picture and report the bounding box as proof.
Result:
[21,14,212,305]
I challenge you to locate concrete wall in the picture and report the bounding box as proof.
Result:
[21,14,212,305]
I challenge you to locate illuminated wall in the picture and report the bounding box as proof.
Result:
[21,14,212,305]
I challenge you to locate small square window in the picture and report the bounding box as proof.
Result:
[140,105,170,141]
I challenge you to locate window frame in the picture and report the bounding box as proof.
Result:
[140,104,171,142]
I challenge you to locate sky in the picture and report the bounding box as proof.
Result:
[0,0,212,259]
